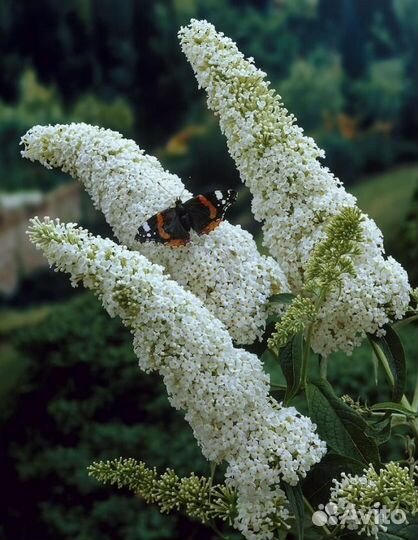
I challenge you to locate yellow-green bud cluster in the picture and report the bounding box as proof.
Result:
[268,296,316,352]
[329,462,418,537]
[269,207,364,353]
[88,458,237,525]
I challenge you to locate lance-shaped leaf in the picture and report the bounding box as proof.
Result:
[279,333,303,403]
[284,483,305,540]
[306,380,380,467]
[370,402,418,416]
[368,325,406,403]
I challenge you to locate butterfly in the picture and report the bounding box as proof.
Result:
[135,190,237,247]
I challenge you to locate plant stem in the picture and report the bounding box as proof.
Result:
[319,355,328,379]
[209,523,229,539]
[209,462,217,501]
[327,525,342,540]
[412,371,418,411]
[301,324,314,389]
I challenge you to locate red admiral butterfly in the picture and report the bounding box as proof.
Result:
[135,190,237,247]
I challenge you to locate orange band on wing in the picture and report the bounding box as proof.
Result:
[201,219,222,234]
[156,213,171,240]
[197,195,217,219]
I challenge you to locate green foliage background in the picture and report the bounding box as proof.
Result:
[0,0,417,539]
[0,294,212,540]
[1,0,417,192]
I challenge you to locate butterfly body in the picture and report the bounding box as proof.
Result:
[136,190,237,247]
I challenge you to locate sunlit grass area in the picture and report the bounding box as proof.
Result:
[351,164,418,248]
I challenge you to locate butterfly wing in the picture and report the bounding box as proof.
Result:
[183,190,237,235]
[135,207,190,246]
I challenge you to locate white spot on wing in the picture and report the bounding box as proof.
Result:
[215,190,223,200]
[142,222,151,232]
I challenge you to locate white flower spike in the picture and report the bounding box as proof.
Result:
[21,123,288,344]
[179,19,411,355]
[28,217,326,540]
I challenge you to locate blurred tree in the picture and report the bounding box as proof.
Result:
[352,59,408,123]
[0,0,416,174]
[331,0,368,79]
[275,0,318,18]
[398,184,418,287]
[279,48,344,131]
[160,115,240,193]
[0,293,211,540]
[393,0,418,149]
[72,94,134,131]
[0,69,134,192]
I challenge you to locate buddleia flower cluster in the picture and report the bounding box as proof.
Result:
[28,217,326,539]
[179,19,411,356]
[21,123,288,344]
[329,462,418,537]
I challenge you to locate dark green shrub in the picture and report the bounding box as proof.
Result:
[0,293,209,540]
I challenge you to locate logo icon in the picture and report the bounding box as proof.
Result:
[312,503,339,527]
[311,502,407,533]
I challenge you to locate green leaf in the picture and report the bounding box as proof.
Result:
[269,293,297,305]
[279,333,303,403]
[379,515,418,540]
[303,453,364,507]
[368,326,406,403]
[394,314,418,330]
[261,348,277,364]
[306,380,380,467]
[266,314,281,327]
[367,417,392,445]
[284,482,304,540]
[370,402,418,416]
[371,351,379,386]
